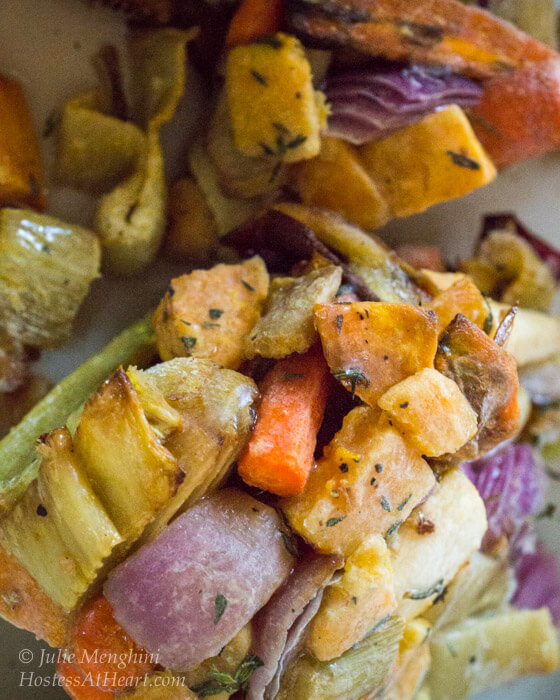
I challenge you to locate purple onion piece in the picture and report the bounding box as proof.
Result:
[481,213,560,281]
[325,64,483,145]
[512,544,560,625]
[461,444,547,552]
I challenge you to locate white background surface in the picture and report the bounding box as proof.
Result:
[0,0,559,697]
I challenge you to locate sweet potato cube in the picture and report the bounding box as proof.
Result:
[359,106,496,218]
[426,276,491,336]
[293,136,390,229]
[153,256,269,369]
[282,406,436,557]
[0,75,46,210]
[226,33,323,162]
[378,368,478,458]
[314,301,438,405]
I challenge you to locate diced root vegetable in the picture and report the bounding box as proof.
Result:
[238,345,331,497]
[378,368,478,458]
[426,277,491,336]
[56,661,115,700]
[314,301,438,406]
[226,0,284,47]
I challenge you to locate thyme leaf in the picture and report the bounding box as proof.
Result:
[332,368,370,398]
[326,516,346,527]
[446,150,481,170]
[214,594,227,624]
[404,578,445,600]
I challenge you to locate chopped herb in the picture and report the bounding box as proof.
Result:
[272,121,290,136]
[260,142,275,156]
[190,654,264,697]
[370,477,377,486]
[483,312,494,335]
[283,372,304,380]
[295,91,302,99]
[399,401,409,409]
[404,578,445,600]
[202,322,220,330]
[269,160,283,183]
[351,596,358,605]
[209,309,224,319]
[468,112,501,137]
[447,643,458,658]
[36,504,48,517]
[335,314,344,334]
[385,520,402,539]
[371,615,391,634]
[332,368,369,398]
[181,336,197,351]
[43,110,60,139]
[242,280,255,292]
[287,134,308,149]
[537,503,557,520]
[125,202,138,222]
[339,463,349,473]
[397,493,412,511]
[255,34,283,49]
[281,531,298,557]
[469,655,477,664]
[375,463,384,473]
[433,585,448,605]
[41,243,51,254]
[214,594,227,624]
[381,495,391,512]
[181,320,192,326]
[446,150,481,170]
[383,355,389,361]
[326,516,346,527]
[250,69,268,85]
[234,653,265,686]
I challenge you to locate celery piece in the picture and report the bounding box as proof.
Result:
[0,208,100,348]
[0,316,155,514]
[276,616,404,700]
[428,608,559,700]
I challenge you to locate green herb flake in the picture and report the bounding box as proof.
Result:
[250,69,268,86]
[375,463,384,473]
[352,596,358,605]
[447,642,458,658]
[397,493,412,512]
[190,653,264,697]
[209,309,224,320]
[537,503,557,520]
[242,280,255,292]
[385,520,402,539]
[332,368,370,398]
[326,516,346,527]
[181,336,197,351]
[339,463,349,473]
[281,531,298,557]
[399,401,409,409]
[283,372,304,380]
[381,496,391,512]
[446,150,481,171]
[213,594,227,624]
[202,322,220,330]
[405,578,445,600]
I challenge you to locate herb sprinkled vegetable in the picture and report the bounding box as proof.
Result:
[214,594,227,624]
[446,150,481,170]
[326,516,346,527]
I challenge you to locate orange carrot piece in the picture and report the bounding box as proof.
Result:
[56,661,114,700]
[70,595,155,693]
[238,345,331,497]
[226,0,285,47]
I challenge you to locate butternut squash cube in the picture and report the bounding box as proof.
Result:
[378,368,477,458]
[426,276,491,336]
[359,106,496,218]
[282,406,436,557]
[292,136,390,229]
[226,33,323,162]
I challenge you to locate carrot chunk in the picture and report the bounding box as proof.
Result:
[56,660,114,700]
[238,345,330,497]
[226,0,285,47]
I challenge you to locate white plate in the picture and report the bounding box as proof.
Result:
[0,0,558,698]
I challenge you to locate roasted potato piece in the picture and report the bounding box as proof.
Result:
[244,264,342,359]
[282,406,436,557]
[433,314,520,464]
[391,469,487,622]
[0,208,100,349]
[292,136,390,230]
[306,533,396,661]
[226,33,324,162]
[491,301,560,366]
[426,276,491,336]
[0,543,70,646]
[314,302,438,406]
[359,106,496,219]
[378,368,478,458]
[1,429,122,609]
[74,370,180,541]
[0,74,46,209]
[153,257,269,369]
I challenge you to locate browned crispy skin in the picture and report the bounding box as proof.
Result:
[287,0,554,80]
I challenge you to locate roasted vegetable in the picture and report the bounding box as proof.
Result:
[358,106,496,219]
[306,533,396,661]
[0,316,155,514]
[243,263,341,359]
[314,301,438,406]
[226,0,284,47]
[492,302,560,366]
[465,0,557,47]
[377,368,478,458]
[426,276,490,336]
[282,406,436,557]
[238,345,330,497]
[460,230,556,311]
[153,257,269,369]
[163,178,220,265]
[226,33,325,162]
[0,74,46,210]
[390,469,487,622]
[428,608,559,699]
[276,615,404,700]
[0,208,100,348]
[292,136,390,230]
